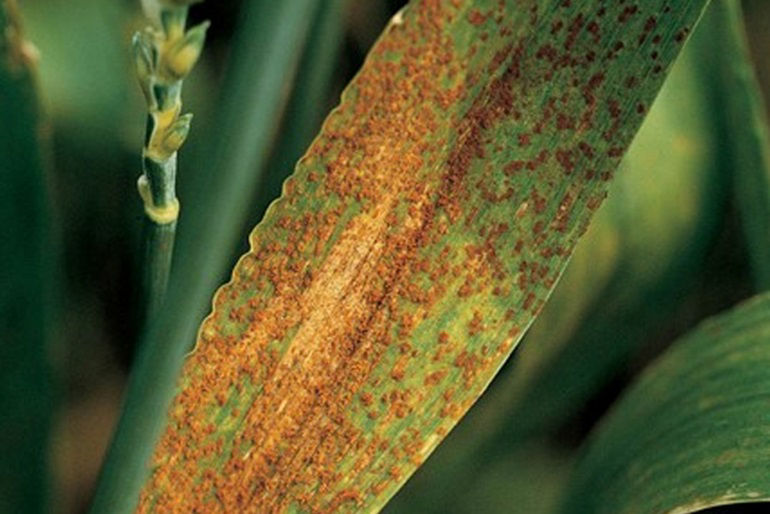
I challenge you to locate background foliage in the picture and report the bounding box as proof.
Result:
[3,0,770,512]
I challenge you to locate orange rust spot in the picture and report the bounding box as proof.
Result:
[424,369,448,386]
[467,9,487,26]
[371,480,389,496]
[468,310,484,336]
[390,354,410,381]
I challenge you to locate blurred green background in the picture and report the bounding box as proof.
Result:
[4,0,770,512]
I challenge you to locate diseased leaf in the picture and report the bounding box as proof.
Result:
[479,2,726,441]
[388,10,726,509]
[139,1,709,512]
[560,293,770,513]
[0,1,53,512]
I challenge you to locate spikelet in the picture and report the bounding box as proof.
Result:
[133,0,208,223]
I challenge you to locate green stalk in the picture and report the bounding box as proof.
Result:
[141,221,176,320]
[133,0,207,323]
[1,1,54,512]
[89,1,207,512]
[89,2,317,512]
[716,0,770,291]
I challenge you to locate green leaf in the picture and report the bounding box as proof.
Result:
[252,0,347,224]
[560,293,770,513]
[0,1,53,513]
[177,0,321,269]
[715,0,770,291]
[135,1,709,512]
[387,5,727,509]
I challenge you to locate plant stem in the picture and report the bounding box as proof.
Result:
[132,2,205,323]
[89,2,318,512]
[90,2,207,512]
[139,136,180,323]
[142,218,176,321]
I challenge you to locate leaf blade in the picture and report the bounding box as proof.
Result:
[715,0,770,291]
[560,293,770,513]
[0,2,53,512]
[252,0,347,223]
[387,11,727,508]
[140,1,711,511]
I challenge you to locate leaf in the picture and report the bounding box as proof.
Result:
[484,0,728,441]
[0,1,53,513]
[177,0,322,276]
[386,6,726,509]
[137,1,709,512]
[714,0,770,291]
[253,0,347,224]
[560,293,770,513]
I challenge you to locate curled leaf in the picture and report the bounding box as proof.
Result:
[560,293,770,513]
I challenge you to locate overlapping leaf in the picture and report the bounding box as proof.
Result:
[253,0,347,224]
[561,293,770,513]
[715,0,770,291]
[0,2,52,512]
[138,1,709,512]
